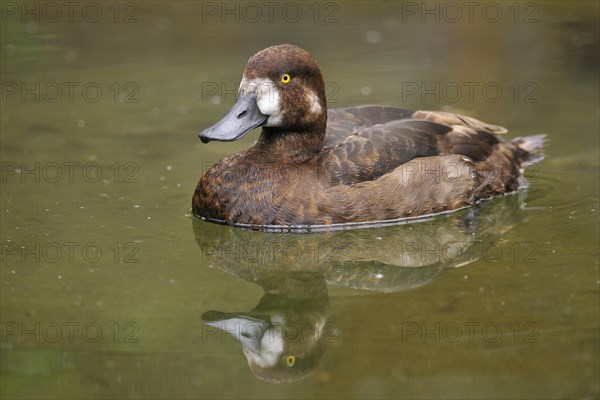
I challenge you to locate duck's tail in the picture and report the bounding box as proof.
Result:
[513,134,546,167]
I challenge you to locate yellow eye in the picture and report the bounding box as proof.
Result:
[280,74,291,84]
[285,355,295,367]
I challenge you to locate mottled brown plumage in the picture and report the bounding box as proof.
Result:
[192,45,545,229]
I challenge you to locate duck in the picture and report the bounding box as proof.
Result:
[192,44,545,229]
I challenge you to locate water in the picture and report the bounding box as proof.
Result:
[1,1,598,398]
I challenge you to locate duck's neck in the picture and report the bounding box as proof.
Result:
[254,126,326,164]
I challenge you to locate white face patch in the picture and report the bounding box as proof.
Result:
[305,88,322,116]
[314,317,326,340]
[240,77,283,127]
[242,327,284,368]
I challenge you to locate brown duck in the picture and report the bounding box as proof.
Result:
[192,44,544,230]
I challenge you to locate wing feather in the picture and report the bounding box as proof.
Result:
[319,107,505,185]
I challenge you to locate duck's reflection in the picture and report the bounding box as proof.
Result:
[202,271,331,383]
[193,191,527,383]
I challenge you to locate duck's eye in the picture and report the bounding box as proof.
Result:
[280,74,291,84]
[285,355,295,367]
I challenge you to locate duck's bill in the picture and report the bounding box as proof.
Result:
[199,93,268,143]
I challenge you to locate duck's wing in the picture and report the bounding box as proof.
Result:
[411,110,507,134]
[324,107,506,146]
[319,110,509,186]
[324,106,414,148]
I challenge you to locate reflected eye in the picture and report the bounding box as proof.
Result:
[285,355,295,367]
[280,74,291,84]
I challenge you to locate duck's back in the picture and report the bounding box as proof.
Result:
[319,106,539,187]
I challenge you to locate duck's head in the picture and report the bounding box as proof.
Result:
[200,271,330,383]
[201,309,327,383]
[199,44,327,143]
